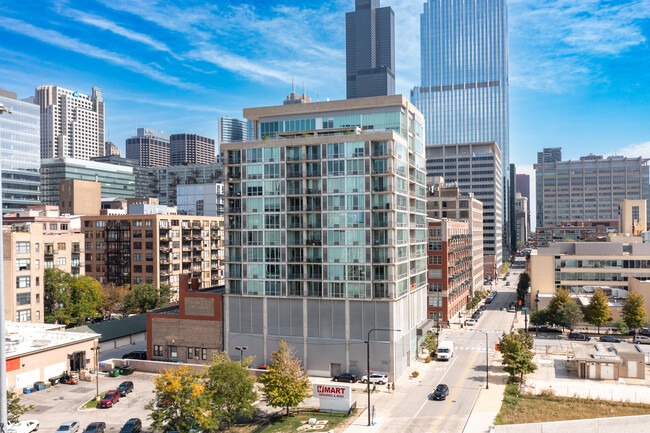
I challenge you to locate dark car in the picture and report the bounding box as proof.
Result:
[599,336,621,343]
[432,384,449,401]
[333,373,358,383]
[568,332,591,341]
[122,350,147,360]
[83,422,106,433]
[98,390,120,408]
[117,381,134,396]
[119,418,142,433]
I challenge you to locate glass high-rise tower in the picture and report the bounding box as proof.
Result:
[411,0,509,257]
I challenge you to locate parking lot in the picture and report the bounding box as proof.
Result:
[20,370,156,431]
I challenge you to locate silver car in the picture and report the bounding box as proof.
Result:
[56,421,79,433]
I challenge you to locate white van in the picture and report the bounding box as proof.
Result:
[437,341,454,361]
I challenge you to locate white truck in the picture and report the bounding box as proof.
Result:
[437,340,454,361]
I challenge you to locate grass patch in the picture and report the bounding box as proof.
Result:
[495,383,650,425]
[259,409,354,433]
[81,391,107,409]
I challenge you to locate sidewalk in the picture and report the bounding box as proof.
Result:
[462,353,508,433]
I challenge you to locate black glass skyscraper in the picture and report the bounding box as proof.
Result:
[346,0,395,99]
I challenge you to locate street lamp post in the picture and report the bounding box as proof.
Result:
[366,328,399,427]
[92,345,101,400]
[0,103,13,432]
[235,346,247,367]
[534,291,540,336]
[475,330,490,389]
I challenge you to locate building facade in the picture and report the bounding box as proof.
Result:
[515,193,528,246]
[537,147,562,164]
[81,214,224,295]
[34,85,105,159]
[223,95,428,378]
[535,221,617,247]
[170,133,215,166]
[104,141,121,157]
[126,129,170,167]
[425,142,503,269]
[426,177,483,292]
[59,179,102,215]
[516,173,530,226]
[218,117,253,144]
[41,157,137,205]
[346,0,395,99]
[177,183,225,217]
[618,199,647,236]
[427,219,472,325]
[91,155,149,198]
[3,206,85,323]
[0,89,41,214]
[534,155,650,227]
[145,164,224,207]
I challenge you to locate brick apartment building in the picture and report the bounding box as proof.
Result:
[3,206,85,323]
[427,218,472,325]
[81,214,224,295]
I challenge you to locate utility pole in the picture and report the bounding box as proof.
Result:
[366,328,399,426]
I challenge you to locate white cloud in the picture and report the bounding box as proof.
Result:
[0,16,195,89]
[609,141,650,159]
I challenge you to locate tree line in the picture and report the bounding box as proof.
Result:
[44,269,171,326]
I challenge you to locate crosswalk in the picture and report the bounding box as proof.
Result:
[455,347,495,351]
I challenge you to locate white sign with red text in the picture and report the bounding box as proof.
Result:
[313,383,352,412]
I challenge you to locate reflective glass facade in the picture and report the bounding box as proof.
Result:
[0,92,41,214]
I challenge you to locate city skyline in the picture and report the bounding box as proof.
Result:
[1,1,649,165]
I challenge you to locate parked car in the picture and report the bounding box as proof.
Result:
[638,327,650,337]
[479,305,486,311]
[568,332,591,341]
[432,384,449,400]
[633,335,650,345]
[465,319,476,326]
[122,350,147,360]
[98,390,120,408]
[333,373,359,383]
[82,422,106,433]
[360,373,388,384]
[599,336,621,343]
[7,420,40,433]
[117,381,134,396]
[56,422,80,433]
[119,419,142,433]
[505,282,511,286]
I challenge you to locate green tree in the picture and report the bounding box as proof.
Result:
[259,341,311,416]
[123,283,171,314]
[7,390,33,423]
[614,319,629,335]
[205,353,257,429]
[584,290,612,334]
[500,262,511,274]
[555,301,582,331]
[420,332,438,357]
[44,270,104,326]
[546,288,572,328]
[622,292,647,330]
[147,366,211,432]
[100,283,129,317]
[530,308,549,329]
[500,338,537,383]
[516,273,531,303]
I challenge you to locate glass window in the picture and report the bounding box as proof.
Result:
[16,258,30,271]
[16,276,30,288]
[15,242,30,254]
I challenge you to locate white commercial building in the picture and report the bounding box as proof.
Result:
[177,183,225,217]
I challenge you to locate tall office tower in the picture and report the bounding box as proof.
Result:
[34,85,105,159]
[170,133,215,166]
[126,128,170,167]
[508,163,516,254]
[219,117,253,144]
[516,173,530,227]
[515,193,528,246]
[0,89,41,214]
[537,147,562,164]
[92,155,150,198]
[346,0,395,99]
[426,142,503,273]
[105,141,121,157]
[223,95,428,379]
[535,155,650,228]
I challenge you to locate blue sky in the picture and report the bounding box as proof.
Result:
[1,0,650,171]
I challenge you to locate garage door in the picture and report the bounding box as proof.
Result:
[601,363,614,380]
[628,361,637,378]
[16,369,40,391]
[44,362,67,379]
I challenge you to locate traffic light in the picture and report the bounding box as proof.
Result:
[518,300,522,306]
[495,343,500,351]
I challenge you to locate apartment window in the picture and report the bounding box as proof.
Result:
[134,253,142,262]
[96,220,105,227]
[146,253,153,261]
[133,276,143,284]
[16,276,30,288]
[50,223,58,230]
[146,230,153,238]
[57,242,66,250]
[170,346,178,358]
[153,345,163,357]
[16,293,30,306]
[145,220,153,227]
[146,265,154,273]
[57,257,66,266]
[134,242,142,250]
[146,277,154,284]
[36,294,40,303]
[16,309,31,322]
[134,265,142,273]
[16,258,30,271]
[187,347,193,359]
[145,242,153,250]
[35,277,40,287]
[16,242,30,254]
[202,348,207,360]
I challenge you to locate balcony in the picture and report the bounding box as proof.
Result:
[305,239,322,246]
[288,205,304,212]
[306,257,322,263]
[288,273,304,280]
[287,172,303,178]
[305,188,321,194]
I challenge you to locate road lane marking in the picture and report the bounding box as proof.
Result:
[413,354,459,418]
[430,350,479,433]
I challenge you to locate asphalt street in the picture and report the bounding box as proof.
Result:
[370,271,521,433]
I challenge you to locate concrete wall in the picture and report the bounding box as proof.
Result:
[493,414,650,433]
[529,254,555,297]
[99,332,146,350]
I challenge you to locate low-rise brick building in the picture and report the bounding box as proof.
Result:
[427,218,472,325]
[147,275,223,364]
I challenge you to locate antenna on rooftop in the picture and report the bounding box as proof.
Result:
[291,75,295,94]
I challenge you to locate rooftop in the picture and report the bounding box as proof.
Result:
[4,322,99,359]
[68,314,146,343]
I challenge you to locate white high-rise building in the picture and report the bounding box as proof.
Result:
[34,85,105,160]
